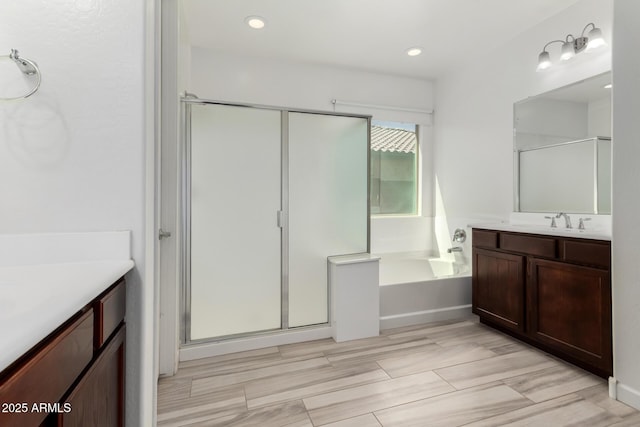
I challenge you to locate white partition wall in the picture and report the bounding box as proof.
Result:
[288,112,369,327]
[189,104,282,339]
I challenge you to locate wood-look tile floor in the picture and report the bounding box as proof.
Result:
[157,317,640,426]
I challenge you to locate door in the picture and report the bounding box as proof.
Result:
[184,104,370,341]
[472,248,525,332]
[528,257,611,372]
[188,104,282,340]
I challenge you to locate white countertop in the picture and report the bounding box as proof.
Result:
[0,231,134,373]
[0,260,134,372]
[469,222,611,241]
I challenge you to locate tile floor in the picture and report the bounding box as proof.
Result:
[157,317,640,426]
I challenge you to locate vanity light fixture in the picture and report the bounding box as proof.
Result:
[406,47,422,57]
[536,23,606,72]
[245,15,266,29]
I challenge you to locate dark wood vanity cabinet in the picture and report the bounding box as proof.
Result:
[473,249,525,333]
[0,278,126,427]
[58,325,125,427]
[472,229,612,378]
[57,280,126,427]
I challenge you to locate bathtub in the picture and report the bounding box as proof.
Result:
[377,252,472,329]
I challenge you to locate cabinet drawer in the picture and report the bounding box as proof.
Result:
[560,239,610,269]
[0,310,93,427]
[500,233,556,258]
[94,278,126,350]
[472,229,498,249]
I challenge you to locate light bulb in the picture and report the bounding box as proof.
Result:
[406,47,422,57]
[245,16,266,29]
[537,51,551,72]
[585,27,605,51]
[560,42,575,61]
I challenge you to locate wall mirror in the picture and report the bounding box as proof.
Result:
[513,71,611,214]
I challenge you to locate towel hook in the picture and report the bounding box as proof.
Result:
[0,49,42,101]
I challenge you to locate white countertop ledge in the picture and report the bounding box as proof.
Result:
[469,222,611,241]
[328,253,381,265]
[0,231,134,373]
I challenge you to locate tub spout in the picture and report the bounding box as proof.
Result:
[447,247,463,253]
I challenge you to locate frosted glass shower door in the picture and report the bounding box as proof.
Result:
[288,112,369,327]
[189,104,282,340]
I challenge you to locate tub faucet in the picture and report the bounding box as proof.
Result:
[556,212,572,229]
[447,247,463,253]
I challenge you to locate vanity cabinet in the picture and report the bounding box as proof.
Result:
[0,278,126,427]
[473,249,525,333]
[58,325,124,427]
[472,229,612,378]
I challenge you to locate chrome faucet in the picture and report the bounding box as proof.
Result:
[578,217,592,230]
[556,212,572,229]
[447,247,463,253]
[544,216,557,228]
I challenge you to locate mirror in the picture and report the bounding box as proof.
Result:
[514,72,611,214]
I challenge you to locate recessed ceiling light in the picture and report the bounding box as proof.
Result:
[245,16,266,29]
[604,83,612,89]
[406,47,422,57]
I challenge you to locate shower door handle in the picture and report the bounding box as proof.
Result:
[277,211,285,228]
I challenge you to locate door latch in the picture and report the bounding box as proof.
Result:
[277,211,284,228]
[158,228,172,240]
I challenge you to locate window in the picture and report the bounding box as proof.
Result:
[370,121,419,215]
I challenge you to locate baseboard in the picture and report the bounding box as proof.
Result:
[179,325,333,362]
[379,305,472,330]
[616,381,640,411]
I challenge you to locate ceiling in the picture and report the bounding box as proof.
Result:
[182,0,581,80]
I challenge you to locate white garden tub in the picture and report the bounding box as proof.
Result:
[377,251,472,329]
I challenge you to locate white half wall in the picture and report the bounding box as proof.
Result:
[612,0,640,411]
[0,1,153,425]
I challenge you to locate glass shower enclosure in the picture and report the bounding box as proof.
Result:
[183,101,369,343]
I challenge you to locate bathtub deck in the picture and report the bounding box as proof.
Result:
[157,317,639,426]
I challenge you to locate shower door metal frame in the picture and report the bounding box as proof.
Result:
[180,97,371,346]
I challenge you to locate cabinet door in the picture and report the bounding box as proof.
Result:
[60,325,125,427]
[528,258,611,375]
[472,248,525,332]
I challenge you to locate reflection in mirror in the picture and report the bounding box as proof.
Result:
[514,72,611,214]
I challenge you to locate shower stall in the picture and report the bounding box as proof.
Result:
[181,99,370,344]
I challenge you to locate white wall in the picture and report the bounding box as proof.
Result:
[189,48,436,254]
[588,96,612,137]
[612,0,640,410]
[433,0,611,228]
[0,1,153,425]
